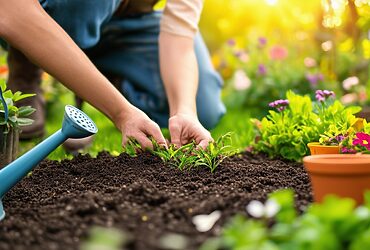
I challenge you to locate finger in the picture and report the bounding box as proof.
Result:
[143,122,168,149]
[169,122,182,148]
[198,138,213,150]
[135,133,154,150]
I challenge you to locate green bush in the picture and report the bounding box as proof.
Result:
[251,90,360,161]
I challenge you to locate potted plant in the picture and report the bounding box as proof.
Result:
[0,80,35,168]
[307,90,362,155]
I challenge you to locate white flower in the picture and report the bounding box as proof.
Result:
[321,41,333,52]
[246,199,280,218]
[233,69,251,91]
[342,76,359,90]
[192,210,221,232]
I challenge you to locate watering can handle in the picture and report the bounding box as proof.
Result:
[0,87,8,122]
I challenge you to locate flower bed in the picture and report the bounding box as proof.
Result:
[0,152,312,250]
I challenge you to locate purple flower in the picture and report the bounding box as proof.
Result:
[306,73,324,86]
[227,39,236,47]
[258,37,267,47]
[258,64,267,76]
[315,89,335,102]
[341,147,357,154]
[269,99,289,112]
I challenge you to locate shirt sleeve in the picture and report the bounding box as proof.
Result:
[160,0,204,38]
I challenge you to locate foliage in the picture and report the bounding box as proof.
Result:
[251,90,361,161]
[201,190,370,250]
[0,79,35,131]
[150,133,237,172]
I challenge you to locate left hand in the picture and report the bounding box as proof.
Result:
[169,113,213,149]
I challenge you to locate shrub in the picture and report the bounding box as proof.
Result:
[251,90,361,161]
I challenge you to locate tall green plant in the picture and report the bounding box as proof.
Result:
[0,79,35,131]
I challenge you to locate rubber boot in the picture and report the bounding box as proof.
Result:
[7,47,45,139]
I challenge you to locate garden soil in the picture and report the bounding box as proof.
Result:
[0,152,312,250]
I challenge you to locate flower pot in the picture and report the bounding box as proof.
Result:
[0,126,19,169]
[307,142,340,155]
[303,154,370,204]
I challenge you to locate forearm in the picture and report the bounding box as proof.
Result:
[159,32,198,117]
[0,0,132,127]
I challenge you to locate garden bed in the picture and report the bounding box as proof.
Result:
[0,152,312,250]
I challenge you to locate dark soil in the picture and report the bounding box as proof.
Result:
[0,152,312,250]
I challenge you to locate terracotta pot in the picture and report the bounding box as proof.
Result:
[0,126,19,169]
[307,142,340,155]
[303,154,370,204]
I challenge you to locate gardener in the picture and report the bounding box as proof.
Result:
[0,0,225,150]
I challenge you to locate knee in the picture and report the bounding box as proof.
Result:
[197,70,226,130]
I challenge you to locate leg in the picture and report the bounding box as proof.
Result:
[87,12,225,129]
[7,47,45,139]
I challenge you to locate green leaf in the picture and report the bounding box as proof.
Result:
[16,117,34,126]
[18,106,36,117]
[13,93,36,102]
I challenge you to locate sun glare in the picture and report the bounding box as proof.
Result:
[266,0,279,6]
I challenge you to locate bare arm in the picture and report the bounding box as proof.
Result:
[0,0,166,148]
[159,32,212,148]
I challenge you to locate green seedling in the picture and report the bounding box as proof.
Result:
[151,132,237,172]
[194,133,237,173]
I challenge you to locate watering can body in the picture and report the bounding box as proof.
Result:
[0,105,97,221]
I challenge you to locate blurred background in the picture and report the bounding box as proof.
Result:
[0,0,369,158]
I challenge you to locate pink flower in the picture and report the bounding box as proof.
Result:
[304,57,317,68]
[353,132,370,150]
[233,70,251,91]
[342,76,359,90]
[269,45,288,60]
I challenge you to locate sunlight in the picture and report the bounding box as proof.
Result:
[265,0,279,6]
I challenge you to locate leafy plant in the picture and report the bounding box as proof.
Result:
[0,79,35,130]
[201,190,370,250]
[193,133,237,173]
[150,133,237,172]
[251,90,361,161]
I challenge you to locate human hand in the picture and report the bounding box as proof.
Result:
[169,113,213,149]
[116,105,167,150]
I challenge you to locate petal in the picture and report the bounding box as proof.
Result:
[265,199,280,218]
[192,211,221,233]
[246,200,265,218]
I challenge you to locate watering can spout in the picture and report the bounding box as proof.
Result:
[0,105,97,220]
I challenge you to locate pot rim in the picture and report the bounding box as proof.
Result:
[303,154,370,175]
[307,142,340,148]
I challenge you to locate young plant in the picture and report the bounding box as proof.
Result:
[150,133,237,172]
[251,90,361,161]
[201,190,370,250]
[194,133,237,173]
[0,79,36,130]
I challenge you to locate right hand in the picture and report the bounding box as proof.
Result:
[115,105,167,150]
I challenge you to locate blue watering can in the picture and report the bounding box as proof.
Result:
[0,105,98,221]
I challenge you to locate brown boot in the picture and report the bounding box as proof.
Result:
[7,47,45,139]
